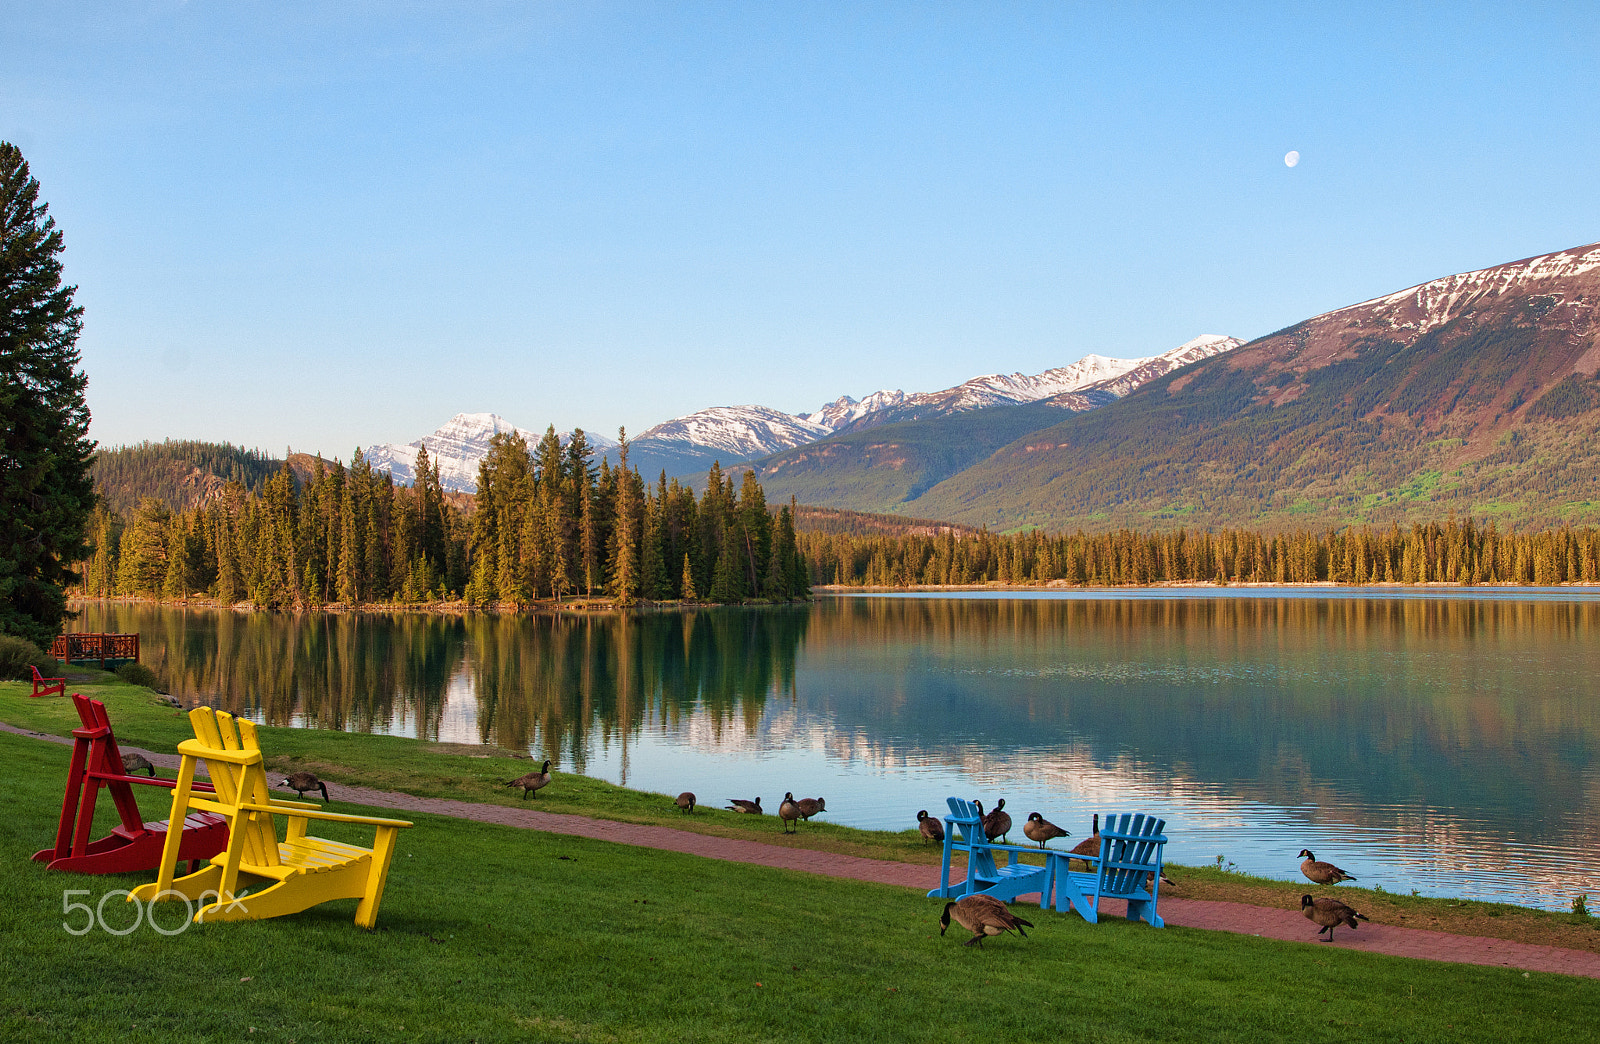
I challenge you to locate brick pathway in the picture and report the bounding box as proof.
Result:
[9,720,1597,980]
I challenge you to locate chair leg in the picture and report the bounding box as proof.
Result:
[354,826,400,929]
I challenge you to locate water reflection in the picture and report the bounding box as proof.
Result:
[461,609,805,771]
[70,593,1600,909]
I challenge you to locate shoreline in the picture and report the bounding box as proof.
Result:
[66,578,1600,616]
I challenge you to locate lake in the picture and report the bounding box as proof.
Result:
[70,590,1600,911]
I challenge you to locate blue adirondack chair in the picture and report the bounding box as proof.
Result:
[926,797,1050,904]
[1045,812,1168,927]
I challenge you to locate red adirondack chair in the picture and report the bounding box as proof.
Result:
[30,665,66,698]
[32,694,228,874]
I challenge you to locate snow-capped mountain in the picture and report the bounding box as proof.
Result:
[801,390,909,429]
[1044,334,1244,407]
[1315,241,1600,335]
[824,338,1240,433]
[633,405,833,461]
[365,413,615,493]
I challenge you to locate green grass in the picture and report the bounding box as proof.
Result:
[3,728,1598,1043]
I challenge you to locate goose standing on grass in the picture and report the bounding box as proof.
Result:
[1301,894,1368,941]
[675,792,696,814]
[280,771,330,802]
[779,793,802,834]
[940,894,1033,948]
[1022,812,1069,849]
[917,810,945,845]
[725,797,762,815]
[121,753,156,777]
[796,797,826,822]
[1299,849,1357,885]
[504,760,552,800]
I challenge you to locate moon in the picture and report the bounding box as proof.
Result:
[1284,150,1300,168]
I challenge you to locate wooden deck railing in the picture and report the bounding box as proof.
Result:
[49,633,140,667]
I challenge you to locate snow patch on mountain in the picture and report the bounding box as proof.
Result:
[802,389,908,429]
[365,413,615,493]
[1320,242,1600,335]
[1064,334,1244,400]
[634,405,833,460]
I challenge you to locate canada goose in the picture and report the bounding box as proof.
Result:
[1068,814,1101,858]
[725,797,762,814]
[675,792,696,814]
[797,797,826,821]
[1022,812,1069,849]
[940,894,1033,948]
[1301,894,1368,941]
[917,809,945,844]
[1299,849,1357,885]
[280,771,329,802]
[121,752,156,777]
[504,760,552,800]
[779,793,801,833]
[981,798,1012,843]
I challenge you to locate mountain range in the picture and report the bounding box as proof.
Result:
[888,240,1600,530]
[365,238,1600,531]
[364,334,1242,493]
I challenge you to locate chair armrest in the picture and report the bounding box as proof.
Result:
[175,740,262,765]
[83,771,216,794]
[238,803,413,829]
[969,841,1051,858]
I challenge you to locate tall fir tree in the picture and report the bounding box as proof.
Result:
[0,142,96,646]
[607,430,640,605]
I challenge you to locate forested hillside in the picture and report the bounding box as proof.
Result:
[91,441,280,515]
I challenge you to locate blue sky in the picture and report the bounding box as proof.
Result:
[6,2,1597,457]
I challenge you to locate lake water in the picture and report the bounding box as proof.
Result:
[71,590,1600,911]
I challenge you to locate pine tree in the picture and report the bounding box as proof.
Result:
[580,483,600,597]
[415,444,446,576]
[0,142,96,645]
[117,499,170,595]
[607,430,640,605]
[214,506,240,605]
[338,454,365,604]
[680,553,698,601]
[82,507,117,597]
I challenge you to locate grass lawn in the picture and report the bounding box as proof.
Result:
[3,678,1599,1042]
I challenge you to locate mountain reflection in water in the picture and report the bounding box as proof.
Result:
[72,591,1600,909]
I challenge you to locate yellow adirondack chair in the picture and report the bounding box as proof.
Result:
[130,707,413,928]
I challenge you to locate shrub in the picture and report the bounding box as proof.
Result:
[115,661,162,691]
[0,635,60,681]
[1576,894,1591,918]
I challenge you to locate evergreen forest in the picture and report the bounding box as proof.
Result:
[801,519,1600,588]
[73,429,810,609]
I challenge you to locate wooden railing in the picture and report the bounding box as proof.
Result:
[50,633,140,667]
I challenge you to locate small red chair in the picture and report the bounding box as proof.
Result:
[32,694,228,874]
[30,665,66,698]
